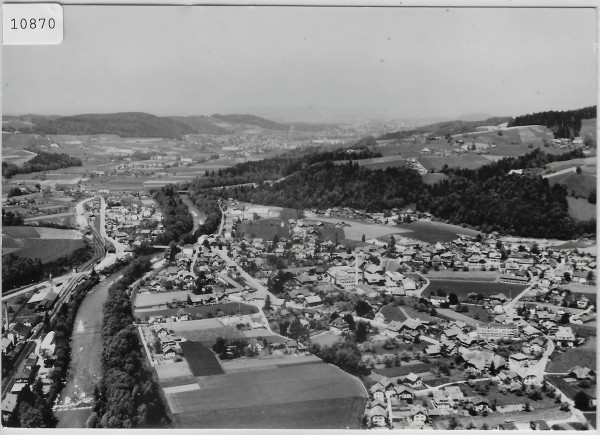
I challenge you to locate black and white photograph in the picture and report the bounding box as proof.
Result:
[1,3,598,430]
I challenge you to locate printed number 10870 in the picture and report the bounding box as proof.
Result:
[10,18,56,30]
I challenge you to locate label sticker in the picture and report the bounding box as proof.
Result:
[3,3,63,45]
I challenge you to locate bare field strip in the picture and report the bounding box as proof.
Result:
[154,361,194,380]
[424,270,499,281]
[221,354,321,373]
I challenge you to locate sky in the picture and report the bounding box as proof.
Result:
[2,6,597,122]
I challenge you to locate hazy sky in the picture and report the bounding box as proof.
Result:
[3,6,597,122]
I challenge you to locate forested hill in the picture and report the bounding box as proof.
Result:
[378,116,513,141]
[188,141,382,189]
[210,149,592,239]
[5,113,196,138]
[508,106,597,139]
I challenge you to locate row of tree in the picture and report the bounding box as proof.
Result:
[508,106,596,139]
[88,256,171,428]
[2,151,82,178]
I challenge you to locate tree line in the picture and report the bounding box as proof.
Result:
[6,275,100,428]
[508,106,596,139]
[151,186,194,245]
[2,244,94,292]
[2,151,82,178]
[88,255,171,428]
[188,141,381,190]
[16,112,195,139]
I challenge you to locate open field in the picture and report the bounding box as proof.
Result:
[424,270,499,282]
[237,220,291,241]
[548,172,596,198]
[418,155,491,170]
[175,326,246,344]
[305,215,410,241]
[333,155,408,170]
[428,279,526,299]
[2,226,84,262]
[546,347,596,373]
[564,282,598,295]
[173,396,366,429]
[580,118,596,140]
[567,196,596,221]
[180,341,225,376]
[2,132,51,149]
[2,148,38,165]
[154,361,195,381]
[374,362,433,378]
[396,220,481,243]
[545,156,596,173]
[167,362,366,428]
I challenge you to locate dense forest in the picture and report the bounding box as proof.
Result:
[189,141,381,190]
[203,149,593,238]
[2,210,25,226]
[151,186,194,244]
[378,116,514,141]
[88,256,170,428]
[2,243,94,291]
[509,106,596,139]
[2,151,82,178]
[2,255,44,291]
[17,112,195,139]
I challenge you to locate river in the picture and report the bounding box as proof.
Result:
[54,270,124,428]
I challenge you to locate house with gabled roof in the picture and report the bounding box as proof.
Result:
[410,404,428,427]
[366,401,388,427]
[402,372,423,389]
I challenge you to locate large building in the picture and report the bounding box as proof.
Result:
[327,265,356,290]
[476,323,518,340]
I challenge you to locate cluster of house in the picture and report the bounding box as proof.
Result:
[309,206,432,224]
[1,282,66,373]
[226,208,595,297]
[93,193,164,249]
[2,188,77,218]
[1,331,57,422]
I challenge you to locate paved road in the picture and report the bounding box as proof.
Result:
[55,270,125,428]
[505,277,538,310]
